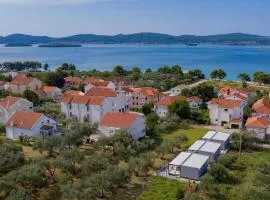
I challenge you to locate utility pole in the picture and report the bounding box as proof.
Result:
[239,132,242,160]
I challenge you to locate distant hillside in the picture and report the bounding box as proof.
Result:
[1,33,270,45]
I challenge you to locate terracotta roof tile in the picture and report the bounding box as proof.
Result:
[6,111,43,129]
[85,87,117,97]
[70,95,105,105]
[245,116,268,129]
[157,96,187,106]
[84,77,103,85]
[10,75,35,85]
[38,86,58,94]
[99,112,142,129]
[0,96,22,108]
[208,98,243,108]
[64,77,82,85]
[252,98,270,114]
[63,90,84,96]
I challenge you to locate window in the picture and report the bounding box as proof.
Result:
[145,97,148,101]
[69,104,72,109]
[136,97,138,100]
[133,97,135,100]
[47,120,50,123]
[224,109,228,111]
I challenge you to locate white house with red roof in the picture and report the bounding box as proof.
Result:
[64,76,83,88]
[85,87,128,112]
[252,98,270,121]
[0,96,33,124]
[84,77,115,92]
[60,94,113,123]
[128,87,161,109]
[5,111,57,140]
[245,116,269,139]
[218,87,256,103]
[8,74,41,93]
[99,112,146,140]
[37,86,62,100]
[208,98,245,129]
[155,96,202,117]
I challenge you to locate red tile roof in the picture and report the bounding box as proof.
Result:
[252,98,270,114]
[10,75,35,85]
[6,111,43,129]
[84,77,103,85]
[63,90,84,96]
[70,95,105,105]
[208,98,243,108]
[99,112,141,129]
[38,86,58,94]
[157,96,187,106]
[187,96,202,101]
[0,96,22,108]
[85,87,117,97]
[245,116,268,129]
[64,77,82,85]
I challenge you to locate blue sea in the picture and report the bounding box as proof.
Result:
[0,44,270,80]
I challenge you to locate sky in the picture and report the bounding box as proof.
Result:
[0,0,270,37]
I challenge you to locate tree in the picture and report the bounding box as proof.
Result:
[238,73,251,87]
[142,102,154,115]
[23,89,39,106]
[128,156,152,176]
[145,68,152,73]
[57,63,76,71]
[169,100,190,119]
[188,69,205,79]
[43,63,49,71]
[208,162,229,183]
[238,73,251,83]
[81,155,110,176]
[171,65,183,75]
[192,83,217,102]
[0,139,25,175]
[44,72,66,88]
[146,113,159,133]
[33,135,63,157]
[210,68,226,80]
[112,65,128,76]
[253,71,266,85]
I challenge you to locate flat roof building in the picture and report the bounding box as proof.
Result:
[167,152,209,180]
[202,131,231,150]
[188,140,221,161]
[180,153,209,180]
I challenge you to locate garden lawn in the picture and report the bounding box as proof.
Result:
[162,127,209,148]
[138,176,185,200]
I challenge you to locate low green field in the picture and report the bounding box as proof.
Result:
[138,176,185,200]
[162,127,208,147]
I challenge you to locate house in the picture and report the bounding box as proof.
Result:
[63,90,84,96]
[188,140,221,161]
[84,77,116,92]
[155,96,202,117]
[86,87,128,112]
[202,131,231,150]
[0,96,33,124]
[245,116,269,139]
[38,86,62,100]
[60,94,112,123]
[64,76,83,88]
[155,96,187,117]
[252,98,270,121]
[98,112,146,140]
[167,152,209,180]
[208,98,245,129]
[5,111,57,140]
[3,71,18,79]
[218,87,256,103]
[187,96,203,108]
[129,87,160,109]
[168,85,185,96]
[8,74,41,93]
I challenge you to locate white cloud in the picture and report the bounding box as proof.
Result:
[0,0,112,5]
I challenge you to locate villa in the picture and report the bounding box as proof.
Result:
[245,116,269,139]
[38,86,62,100]
[5,111,57,140]
[98,112,146,140]
[8,74,41,93]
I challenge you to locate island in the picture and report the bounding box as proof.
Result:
[5,43,32,47]
[38,43,82,48]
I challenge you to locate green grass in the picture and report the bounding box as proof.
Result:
[162,127,208,148]
[138,177,185,200]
